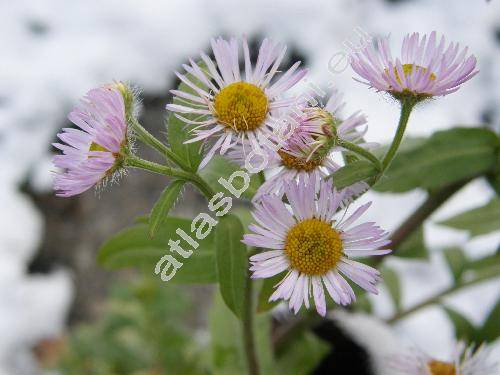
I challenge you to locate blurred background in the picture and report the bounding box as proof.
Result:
[0,0,499,374]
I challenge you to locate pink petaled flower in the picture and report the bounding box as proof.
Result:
[166,36,307,169]
[389,342,498,375]
[350,31,478,99]
[231,90,375,201]
[53,83,130,197]
[242,177,391,316]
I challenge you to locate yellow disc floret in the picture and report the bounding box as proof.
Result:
[284,218,343,275]
[427,360,456,375]
[390,63,437,86]
[89,142,108,153]
[278,150,324,172]
[214,82,268,131]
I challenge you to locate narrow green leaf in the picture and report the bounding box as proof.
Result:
[209,292,247,374]
[478,300,500,343]
[215,214,249,318]
[328,160,378,189]
[466,252,500,273]
[438,198,500,237]
[98,218,217,284]
[443,247,468,282]
[443,306,477,342]
[381,266,402,312]
[257,274,282,313]
[148,180,184,237]
[374,128,498,193]
[276,332,329,374]
[200,156,261,200]
[167,63,209,172]
[395,227,428,259]
[254,313,276,374]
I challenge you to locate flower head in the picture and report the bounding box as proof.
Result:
[232,90,374,201]
[350,31,478,101]
[166,36,307,169]
[243,177,391,316]
[390,342,498,375]
[53,83,132,197]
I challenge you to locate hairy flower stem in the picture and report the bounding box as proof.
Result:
[339,140,383,171]
[387,269,500,324]
[129,117,191,171]
[242,276,260,375]
[382,98,416,171]
[125,156,215,199]
[374,178,471,266]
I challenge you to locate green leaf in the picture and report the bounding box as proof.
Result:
[443,306,476,342]
[328,160,378,189]
[209,292,247,374]
[209,292,275,374]
[257,274,282,313]
[438,198,500,237]
[381,266,402,312]
[167,63,209,172]
[148,180,184,238]
[215,214,249,318]
[466,252,500,273]
[254,313,276,374]
[200,156,261,200]
[443,247,468,282]
[478,300,500,343]
[374,128,498,193]
[98,218,217,284]
[276,331,329,374]
[395,227,428,259]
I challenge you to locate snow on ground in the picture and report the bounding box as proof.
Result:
[0,0,498,373]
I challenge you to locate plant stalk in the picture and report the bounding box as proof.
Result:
[339,140,383,171]
[129,117,190,171]
[381,98,416,171]
[242,275,260,375]
[387,270,500,324]
[125,156,215,199]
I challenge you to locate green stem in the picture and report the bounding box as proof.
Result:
[387,270,500,324]
[190,175,216,200]
[339,140,383,171]
[125,156,215,199]
[242,276,260,375]
[381,98,416,171]
[129,117,190,171]
[374,178,471,266]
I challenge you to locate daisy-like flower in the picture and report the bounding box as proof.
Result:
[390,342,498,375]
[243,177,391,316]
[53,83,133,197]
[231,90,374,201]
[350,31,478,101]
[166,36,307,169]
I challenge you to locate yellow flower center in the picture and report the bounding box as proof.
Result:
[278,150,324,171]
[284,218,343,275]
[391,64,437,85]
[427,360,456,375]
[89,142,108,153]
[214,82,268,131]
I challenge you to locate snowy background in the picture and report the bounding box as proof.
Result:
[0,0,499,373]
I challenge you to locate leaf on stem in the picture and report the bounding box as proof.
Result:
[374,128,498,193]
[442,305,477,342]
[438,198,500,237]
[98,218,217,284]
[328,160,379,189]
[214,214,249,318]
[148,180,185,238]
[167,62,209,172]
[381,266,402,312]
